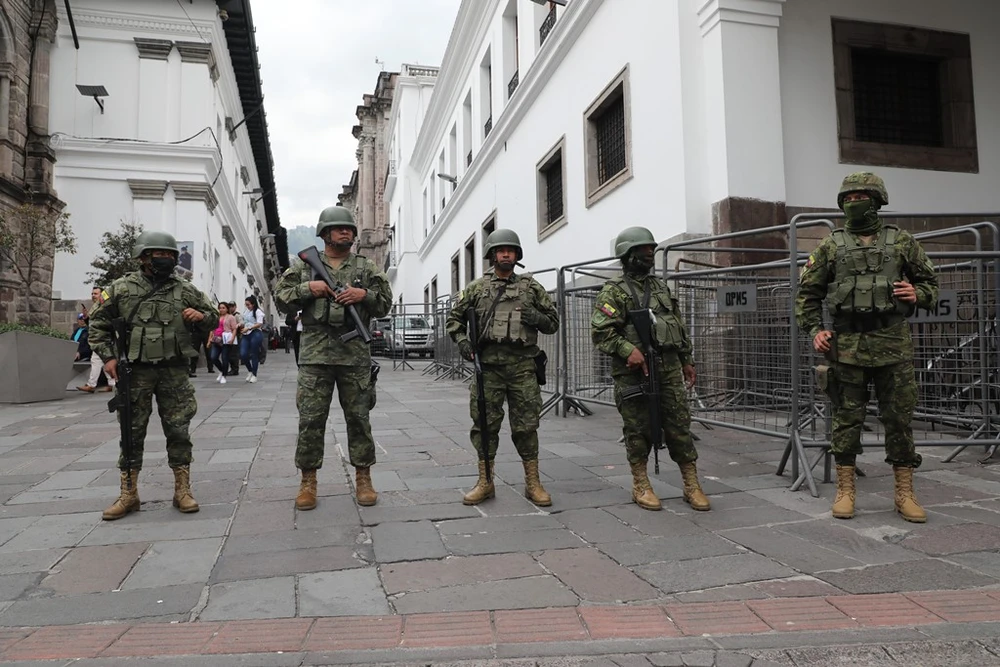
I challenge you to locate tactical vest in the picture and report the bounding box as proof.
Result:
[121,277,189,364]
[481,274,537,346]
[826,225,906,318]
[298,255,366,329]
[610,276,687,350]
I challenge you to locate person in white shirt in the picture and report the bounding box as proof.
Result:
[239,295,266,382]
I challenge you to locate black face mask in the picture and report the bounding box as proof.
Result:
[150,256,177,279]
[626,254,654,275]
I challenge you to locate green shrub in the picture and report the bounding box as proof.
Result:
[0,322,70,340]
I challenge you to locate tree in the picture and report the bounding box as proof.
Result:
[87,219,144,288]
[0,200,77,325]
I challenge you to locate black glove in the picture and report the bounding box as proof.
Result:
[458,339,475,362]
[519,307,542,328]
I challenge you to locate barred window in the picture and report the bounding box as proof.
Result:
[833,19,977,173]
[584,66,632,207]
[851,49,943,147]
[537,137,567,240]
[595,96,626,184]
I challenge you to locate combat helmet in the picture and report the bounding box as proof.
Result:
[316,205,357,237]
[483,228,523,261]
[837,172,889,209]
[132,230,179,259]
[614,227,657,259]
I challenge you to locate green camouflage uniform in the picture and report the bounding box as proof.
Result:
[591,273,698,466]
[795,224,938,467]
[446,271,559,460]
[88,272,219,470]
[274,252,392,470]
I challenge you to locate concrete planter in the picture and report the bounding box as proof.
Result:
[0,331,78,403]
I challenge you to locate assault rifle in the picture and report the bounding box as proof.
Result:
[106,317,136,488]
[298,246,373,344]
[466,306,492,483]
[620,308,665,474]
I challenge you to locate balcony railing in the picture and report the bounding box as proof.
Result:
[540,5,556,45]
[508,69,519,97]
[466,150,473,167]
[484,115,493,138]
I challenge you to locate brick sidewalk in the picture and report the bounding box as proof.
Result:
[3,589,1000,662]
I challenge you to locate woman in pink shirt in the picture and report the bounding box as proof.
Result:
[209,303,239,384]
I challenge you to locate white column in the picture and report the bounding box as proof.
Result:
[134,39,173,141]
[699,0,787,204]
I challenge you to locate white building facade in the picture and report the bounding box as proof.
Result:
[48,0,287,317]
[391,0,1000,304]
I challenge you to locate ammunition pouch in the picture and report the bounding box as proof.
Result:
[619,384,648,401]
[814,363,840,408]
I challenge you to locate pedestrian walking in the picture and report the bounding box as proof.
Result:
[77,286,115,393]
[590,227,710,512]
[446,229,559,507]
[796,172,939,523]
[239,295,265,383]
[88,230,219,521]
[274,205,392,509]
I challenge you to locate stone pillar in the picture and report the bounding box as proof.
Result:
[134,39,173,141]
[698,0,787,238]
[26,5,57,195]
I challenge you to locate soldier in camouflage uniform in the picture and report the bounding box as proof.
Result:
[796,172,938,523]
[446,229,559,506]
[274,206,392,509]
[89,231,219,521]
[591,227,710,512]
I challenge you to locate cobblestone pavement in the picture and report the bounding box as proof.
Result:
[0,354,997,663]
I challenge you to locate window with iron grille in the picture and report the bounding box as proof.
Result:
[852,49,943,147]
[584,66,632,207]
[536,136,567,239]
[832,19,977,173]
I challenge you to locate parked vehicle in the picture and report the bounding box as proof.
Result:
[369,315,436,358]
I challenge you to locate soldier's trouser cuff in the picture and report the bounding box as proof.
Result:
[833,453,857,466]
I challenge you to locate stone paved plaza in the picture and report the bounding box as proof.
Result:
[0,354,997,664]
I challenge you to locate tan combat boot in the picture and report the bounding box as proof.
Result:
[172,465,200,513]
[679,461,711,511]
[102,470,140,521]
[522,459,552,507]
[893,466,926,523]
[355,466,378,507]
[463,460,495,505]
[295,469,318,510]
[832,465,856,519]
[629,461,661,511]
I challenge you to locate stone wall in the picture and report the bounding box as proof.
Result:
[0,0,65,326]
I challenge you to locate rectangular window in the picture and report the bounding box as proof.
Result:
[481,213,496,272]
[833,19,977,173]
[430,277,438,304]
[450,251,460,295]
[536,136,567,240]
[464,234,476,285]
[584,65,632,207]
[423,285,430,310]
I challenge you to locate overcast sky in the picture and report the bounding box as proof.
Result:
[251,0,462,233]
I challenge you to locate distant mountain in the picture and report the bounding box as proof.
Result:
[285,225,323,263]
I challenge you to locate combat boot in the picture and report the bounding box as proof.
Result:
[172,465,200,513]
[355,466,378,507]
[463,460,495,505]
[629,461,661,511]
[102,470,140,521]
[295,469,318,510]
[522,459,552,506]
[893,466,926,523]
[679,461,711,511]
[832,465,856,519]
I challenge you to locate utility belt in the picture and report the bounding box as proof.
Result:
[833,313,905,334]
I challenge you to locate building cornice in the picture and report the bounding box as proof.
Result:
[127,179,168,200]
[171,181,219,212]
[56,7,206,38]
[417,0,605,259]
[411,0,501,173]
[697,0,786,35]
[133,37,173,60]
